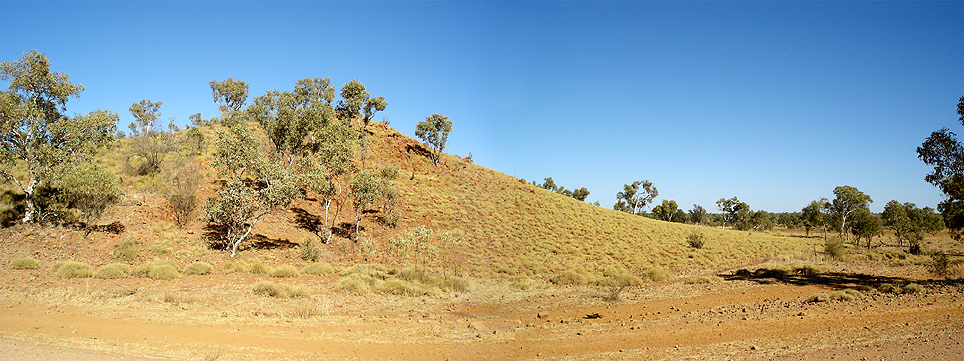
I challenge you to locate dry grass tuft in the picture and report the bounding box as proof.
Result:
[94,263,131,279]
[248,259,271,275]
[183,261,214,275]
[270,265,300,278]
[9,257,39,270]
[113,237,141,263]
[806,288,864,303]
[132,260,180,280]
[509,276,546,290]
[52,261,93,278]
[642,266,672,282]
[335,264,470,296]
[221,260,249,274]
[302,262,336,275]
[252,281,312,298]
[900,283,923,294]
[687,275,724,284]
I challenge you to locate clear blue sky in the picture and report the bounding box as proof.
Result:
[2,1,961,213]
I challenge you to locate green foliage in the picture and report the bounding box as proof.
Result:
[336,79,386,132]
[824,237,847,261]
[882,200,945,249]
[350,166,400,239]
[204,121,301,257]
[415,113,453,166]
[9,257,39,270]
[94,263,131,279]
[536,177,591,202]
[183,261,214,276]
[127,99,173,176]
[210,78,249,115]
[302,262,335,275]
[270,265,300,278]
[52,260,92,278]
[849,209,882,247]
[247,78,334,166]
[1,50,118,223]
[717,196,750,230]
[652,199,682,222]
[830,185,873,238]
[802,199,830,237]
[689,204,707,226]
[614,180,658,215]
[918,96,964,239]
[687,230,706,249]
[252,281,312,298]
[54,162,123,229]
[113,237,141,263]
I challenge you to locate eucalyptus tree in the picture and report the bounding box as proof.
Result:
[850,209,882,248]
[210,78,249,116]
[203,117,300,257]
[918,96,964,238]
[830,185,872,239]
[415,113,453,166]
[0,50,118,223]
[614,180,658,215]
[247,77,336,168]
[336,79,386,132]
[689,204,707,226]
[716,196,749,230]
[652,199,681,222]
[802,198,830,238]
[128,99,172,176]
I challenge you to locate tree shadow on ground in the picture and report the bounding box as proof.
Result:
[333,222,361,239]
[721,268,964,290]
[246,234,298,250]
[406,143,432,161]
[291,207,324,235]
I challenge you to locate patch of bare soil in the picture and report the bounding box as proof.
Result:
[1,259,962,361]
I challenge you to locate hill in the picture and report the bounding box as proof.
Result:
[0,121,820,280]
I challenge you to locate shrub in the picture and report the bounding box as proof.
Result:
[334,264,469,296]
[900,283,923,294]
[824,238,847,261]
[510,276,545,290]
[132,260,180,280]
[930,251,950,279]
[94,263,131,279]
[114,237,141,263]
[642,266,672,282]
[166,160,200,229]
[52,261,92,278]
[54,163,123,230]
[687,230,706,249]
[183,261,214,275]
[252,281,312,298]
[270,265,300,278]
[148,241,174,257]
[596,267,644,301]
[806,289,863,303]
[9,257,39,270]
[549,268,595,285]
[302,262,336,275]
[222,260,249,274]
[300,238,322,262]
[248,259,271,275]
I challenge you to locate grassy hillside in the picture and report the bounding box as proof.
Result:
[1,121,821,281]
[365,123,819,278]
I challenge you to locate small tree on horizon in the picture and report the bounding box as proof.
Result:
[415,113,453,166]
[614,180,658,215]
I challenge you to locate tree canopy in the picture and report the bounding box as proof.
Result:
[415,113,453,166]
[614,180,658,215]
[0,50,117,223]
[918,95,964,238]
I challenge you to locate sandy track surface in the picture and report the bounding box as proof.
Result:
[2,266,962,361]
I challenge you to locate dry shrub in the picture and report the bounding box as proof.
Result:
[806,288,863,303]
[52,261,92,278]
[270,265,300,278]
[510,276,545,290]
[824,238,847,261]
[9,257,39,270]
[687,275,723,284]
[94,263,131,279]
[335,264,469,296]
[597,267,644,301]
[222,260,249,274]
[549,268,595,285]
[183,261,214,275]
[300,237,323,262]
[302,262,336,275]
[248,259,271,275]
[900,283,923,294]
[642,266,672,282]
[930,251,951,279]
[687,230,706,249]
[796,264,829,275]
[166,159,200,228]
[148,241,173,257]
[132,260,180,280]
[252,281,311,298]
[113,237,141,263]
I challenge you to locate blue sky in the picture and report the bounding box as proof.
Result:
[2,1,961,213]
